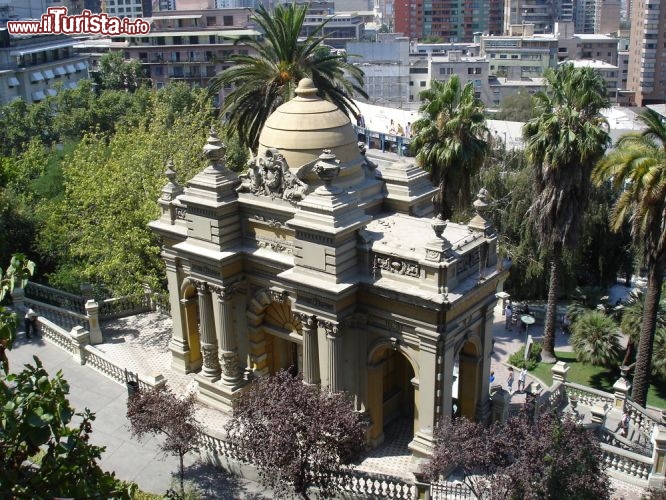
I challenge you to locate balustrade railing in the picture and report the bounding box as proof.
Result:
[430,481,474,499]
[600,427,653,457]
[329,470,416,499]
[28,300,88,332]
[99,295,152,320]
[25,282,86,314]
[564,382,614,408]
[600,442,651,487]
[38,317,77,354]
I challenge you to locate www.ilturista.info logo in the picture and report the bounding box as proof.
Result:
[7,7,151,35]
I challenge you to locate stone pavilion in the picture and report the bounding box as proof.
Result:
[149,78,508,456]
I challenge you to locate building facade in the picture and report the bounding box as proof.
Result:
[0,30,90,105]
[150,78,506,455]
[627,0,665,105]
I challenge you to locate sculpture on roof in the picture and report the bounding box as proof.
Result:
[236,148,309,201]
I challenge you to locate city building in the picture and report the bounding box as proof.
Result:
[301,10,366,48]
[564,58,619,99]
[394,0,504,43]
[150,77,506,456]
[0,30,90,105]
[503,0,573,34]
[480,27,558,79]
[574,0,620,34]
[556,32,618,65]
[627,0,665,105]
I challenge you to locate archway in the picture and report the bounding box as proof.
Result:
[180,282,202,371]
[367,344,417,445]
[246,289,302,376]
[457,338,482,420]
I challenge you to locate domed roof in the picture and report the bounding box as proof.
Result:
[257,78,364,188]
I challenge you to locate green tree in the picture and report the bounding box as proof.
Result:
[208,3,367,151]
[0,358,133,498]
[593,108,666,407]
[523,63,610,363]
[411,75,489,219]
[0,254,35,373]
[94,51,146,92]
[571,310,622,366]
[493,90,536,122]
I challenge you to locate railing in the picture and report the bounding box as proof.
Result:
[353,125,413,158]
[564,382,614,408]
[599,427,653,458]
[27,299,88,331]
[38,317,78,355]
[625,399,658,456]
[99,295,152,321]
[600,442,652,487]
[430,481,474,499]
[152,292,171,316]
[25,282,86,314]
[329,470,416,499]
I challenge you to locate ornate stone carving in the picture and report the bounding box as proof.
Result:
[176,208,187,220]
[373,255,420,277]
[318,320,342,338]
[269,289,289,303]
[358,142,378,175]
[257,239,292,254]
[294,312,317,328]
[220,351,242,379]
[236,148,309,201]
[250,215,286,228]
[201,344,221,371]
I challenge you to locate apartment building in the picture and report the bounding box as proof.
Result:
[394,0,504,43]
[503,0,573,35]
[566,58,619,99]
[556,33,618,65]
[627,0,665,105]
[480,26,558,78]
[0,30,90,105]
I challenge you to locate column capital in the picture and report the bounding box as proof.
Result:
[191,278,208,293]
[318,319,342,338]
[294,312,317,328]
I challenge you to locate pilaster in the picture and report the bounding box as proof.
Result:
[297,313,320,385]
[321,319,343,392]
[195,281,221,382]
[409,331,438,457]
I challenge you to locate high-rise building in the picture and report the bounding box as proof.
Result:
[574,0,620,34]
[503,0,573,35]
[627,0,666,105]
[393,0,503,43]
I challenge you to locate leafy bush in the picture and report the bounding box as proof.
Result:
[509,341,542,370]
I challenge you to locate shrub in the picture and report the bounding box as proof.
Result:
[509,341,542,370]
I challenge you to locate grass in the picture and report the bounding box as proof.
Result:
[530,350,666,410]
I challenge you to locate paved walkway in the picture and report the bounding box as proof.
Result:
[8,297,645,499]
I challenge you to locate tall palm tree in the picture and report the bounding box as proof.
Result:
[523,63,610,363]
[410,76,489,219]
[208,3,367,151]
[593,108,666,407]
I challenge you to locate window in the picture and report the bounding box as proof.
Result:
[189,36,199,44]
[223,15,233,26]
[409,81,414,86]
[206,16,216,26]
[209,35,216,44]
[172,36,182,45]
[420,81,426,87]
[475,67,481,74]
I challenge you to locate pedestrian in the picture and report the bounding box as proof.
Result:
[562,313,571,334]
[518,367,527,392]
[620,410,630,437]
[405,122,412,137]
[24,307,38,338]
[397,123,405,136]
[505,302,513,330]
[356,113,366,128]
[388,119,396,135]
[507,367,514,393]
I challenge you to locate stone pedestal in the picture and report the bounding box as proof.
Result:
[84,300,103,345]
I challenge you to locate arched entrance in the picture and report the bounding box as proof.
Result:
[367,344,417,445]
[246,289,303,376]
[456,338,482,420]
[180,282,202,371]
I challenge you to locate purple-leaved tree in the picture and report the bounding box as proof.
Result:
[422,411,611,500]
[126,385,202,496]
[226,370,366,499]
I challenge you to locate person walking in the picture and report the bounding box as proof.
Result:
[518,367,527,392]
[507,367,514,394]
[505,302,513,330]
[24,307,38,338]
[620,410,630,437]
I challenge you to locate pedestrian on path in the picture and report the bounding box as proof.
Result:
[507,367,514,394]
[505,303,513,330]
[620,410,630,437]
[518,367,527,392]
[24,307,37,338]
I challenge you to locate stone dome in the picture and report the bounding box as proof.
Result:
[256,78,365,188]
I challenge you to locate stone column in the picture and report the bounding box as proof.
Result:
[214,286,242,385]
[320,320,342,392]
[440,342,455,419]
[299,313,320,385]
[195,281,221,382]
[84,299,103,345]
[649,428,666,490]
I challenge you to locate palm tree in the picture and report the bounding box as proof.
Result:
[208,3,367,151]
[571,310,622,367]
[593,109,666,406]
[410,76,489,219]
[523,63,610,363]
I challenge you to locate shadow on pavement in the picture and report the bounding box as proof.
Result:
[182,460,268,499]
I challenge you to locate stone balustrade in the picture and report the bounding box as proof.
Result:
[38,317,78,354]
[29,300,88,332]
[600,442,652,487]
[99,295,152,321]
[564,382,614,408]
[600,427,653,457]
[625,399,660,449]
[25,281,86,314]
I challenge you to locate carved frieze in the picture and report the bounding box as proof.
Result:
[256,237,293,255]
[299,294,334,312]
[368,314,403,333]
[236,148,309,202]
[372,255,420,278]
[250,215,287,229]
